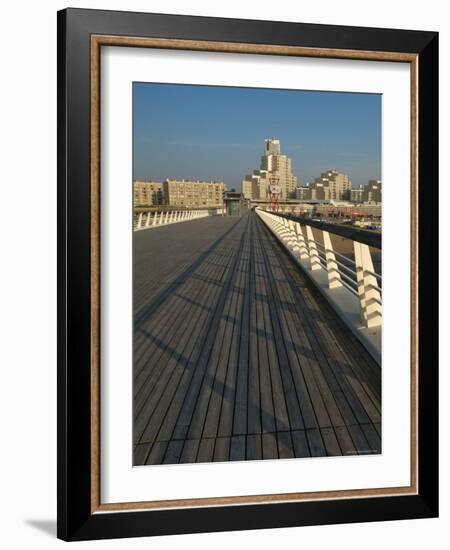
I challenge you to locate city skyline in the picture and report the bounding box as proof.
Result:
[133,83,381,190]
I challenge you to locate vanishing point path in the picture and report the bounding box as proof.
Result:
[133,212,381,465]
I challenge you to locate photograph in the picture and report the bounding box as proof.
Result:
[52,5,439,542]
[132,83,383,466]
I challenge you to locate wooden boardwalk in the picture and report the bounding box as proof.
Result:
[133,212,381,465]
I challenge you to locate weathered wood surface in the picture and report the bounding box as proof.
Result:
[133,213,381,465]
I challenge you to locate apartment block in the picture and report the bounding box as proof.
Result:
[242,138,298,200]
[295,185,311,200]
[363,180,382,203]
[133,181,164,207]
[163,179,226,208]
[350,186,364,203]
[309,170,352,201]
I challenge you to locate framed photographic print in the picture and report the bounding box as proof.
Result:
[57,8,438,541]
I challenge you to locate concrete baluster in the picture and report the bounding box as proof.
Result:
[323,231,342,289]
[292,222,309,260]
[354,242,382,327]
[287,220,299,250]
[137,213,143,230]
[305,225,321,271]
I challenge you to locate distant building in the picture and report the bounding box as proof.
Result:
[350,185,364,203]
[363,180,382,203]
[295,185,311,200]
[224,191,250,217]
[309,181,330,201]
[309,170,351,201]
[242,170,270,200]
[163,179,226,208]
[241,178,253,200]
[133,181,164,207]
[242,138,298,200]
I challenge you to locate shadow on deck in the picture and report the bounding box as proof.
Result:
[133,212,381,466]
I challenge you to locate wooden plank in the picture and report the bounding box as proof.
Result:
[270,265,351,430]
[348,424,371,455]
[255,223,317,429]
[133,239,230,430]
[246,433,262,461]
[291,430,310,458]
[186,217,249,441]
[260,226,356,432]
[306,428,327,457]
[255,234,291,434]
[213,437,230,462]
[247,223,261,436]
[133,212,383,465]
[134,222,242,445]
[133,217,241,313]
[133,443,151,465]
[258,219,381,433]
[136,258,226,444]
[230,435,246,461]
[180,439,200,463]
[197,438,215,463]
[232,217,252,436]
[320,427,342,456]
[262,432,278,460]
[255,220,330,427]
[133,221,236,386]
[146,441,168,465]
[360,423,382,453]
[286,265,381,424]
[334,425,357,456]
[162,253,237,439]
[253,238,276,434]
[215,225,249,438]
[277,431,295,459]
[151,238,239,445]
[163,440,184,464]
[172,219,248,441]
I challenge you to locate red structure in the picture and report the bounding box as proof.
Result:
[268,175,281,212]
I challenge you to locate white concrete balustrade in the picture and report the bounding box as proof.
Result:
[255,208,382,364]
[134,209,209,231]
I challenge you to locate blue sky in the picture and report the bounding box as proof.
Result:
[133,83,381,190]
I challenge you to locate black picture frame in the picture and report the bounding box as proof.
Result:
[57,7,438,541]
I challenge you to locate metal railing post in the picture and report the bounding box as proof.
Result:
[323,231,342,289]
[354,241,382,327]
[305,225,321,271]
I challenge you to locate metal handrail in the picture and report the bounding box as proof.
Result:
[315,255,359,296]
[256,208,382,330]
[275,211,382,250]
[306,233,382,286]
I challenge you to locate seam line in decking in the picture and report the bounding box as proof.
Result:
[133,213,381,464]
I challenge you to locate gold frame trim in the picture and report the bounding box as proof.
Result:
[90,35,419,514]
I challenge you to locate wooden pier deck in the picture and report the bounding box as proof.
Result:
[133,212,381,465]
